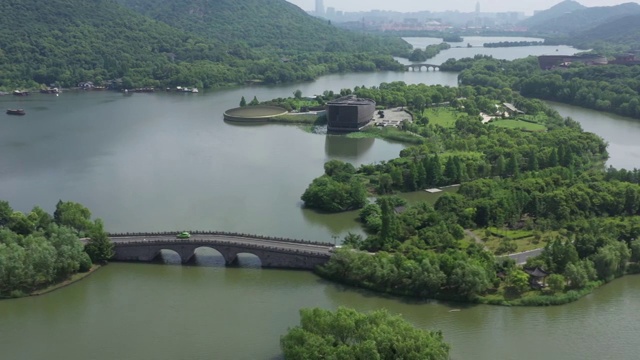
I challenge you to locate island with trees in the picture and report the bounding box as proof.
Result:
[409,43,451,62]
[0,200,114,298]
[300,81,640,306]
[281,307,450,360]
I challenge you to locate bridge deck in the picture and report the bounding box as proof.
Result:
[110,234,333,255]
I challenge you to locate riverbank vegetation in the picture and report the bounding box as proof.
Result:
[409,43,451,62]
[0,0,410,91]
[0,200,113,298]
[440,55,640,119]
[300,81,640,305]
[281,307,450,360]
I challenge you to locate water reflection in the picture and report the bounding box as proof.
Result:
[233,253,262,268]
[300,207,364,241]
[159,249,182,265]
[324,135,375,159]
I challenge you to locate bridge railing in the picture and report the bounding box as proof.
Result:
[107,230,333,246]
[112,239,331,258]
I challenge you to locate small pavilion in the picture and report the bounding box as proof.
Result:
[524,267,550,289]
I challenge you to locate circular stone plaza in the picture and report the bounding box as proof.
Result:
[223,105,289,122]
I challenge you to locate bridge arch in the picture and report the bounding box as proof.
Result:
[228,252,263,268]
[192,246,227,267]
[405,64,440,72]
[153,249,183,264]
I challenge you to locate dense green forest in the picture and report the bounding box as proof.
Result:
[0,0,409,90]
[281,307,450,360]
[301,81,607,212]
[0,200,113,298]
[301,82,640,305]
[567,14,640,53]
[116,0,409,56]
[440,56,640,119]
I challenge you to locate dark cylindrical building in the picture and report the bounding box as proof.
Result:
[326,96,375,132]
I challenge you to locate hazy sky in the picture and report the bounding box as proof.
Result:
[287,0,638,15]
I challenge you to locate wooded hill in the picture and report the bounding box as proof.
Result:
[520,0,586,30]
[522,1,640,35]
[0,0,409,90]
[116,0,410,55]
[570,14,640,52]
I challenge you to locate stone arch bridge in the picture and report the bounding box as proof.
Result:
[108,231,332,270]
[405,63,440,71]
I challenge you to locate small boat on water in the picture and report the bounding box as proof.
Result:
[6,109,26,115]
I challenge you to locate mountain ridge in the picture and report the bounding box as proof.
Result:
[521,0,586,29]
[524,2,640,35]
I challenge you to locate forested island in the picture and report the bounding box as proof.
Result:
[281,307,450,359]
[442,35,463,43]
[0,200,113,298]
[409,43,451,62]
[300,81,640,306]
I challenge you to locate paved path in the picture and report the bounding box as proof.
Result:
[507,248,544,265]
[464,229,543,264]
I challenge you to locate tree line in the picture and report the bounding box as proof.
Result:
[440,56,640,119]
[409,43,451,62]
[0,200,113,298]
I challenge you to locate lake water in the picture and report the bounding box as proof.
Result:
[401,36,579,65]
[1,37,639,360]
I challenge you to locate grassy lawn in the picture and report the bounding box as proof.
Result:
[348,127,424,144]
[422,107,459,128]
[469,228,546,255]
[490,119,547,132]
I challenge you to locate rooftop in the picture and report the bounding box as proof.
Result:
[327,95,375,106]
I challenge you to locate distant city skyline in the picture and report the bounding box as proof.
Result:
[286,0,639,15]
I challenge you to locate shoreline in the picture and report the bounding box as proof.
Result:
[1,265,103,300]
[316,269,632,307]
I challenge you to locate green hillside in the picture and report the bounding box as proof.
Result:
[571,14,640,52]
[116,0,410,56]
[0,0,240,89]
[525,2,640,35]
[520,0,586,29]
[0,0,409,90]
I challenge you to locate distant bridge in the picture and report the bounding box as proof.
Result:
[108,231,332,270]
[405,63,440,71]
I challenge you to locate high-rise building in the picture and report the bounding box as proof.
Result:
[475,1,480,14]
[315,0,324,15]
